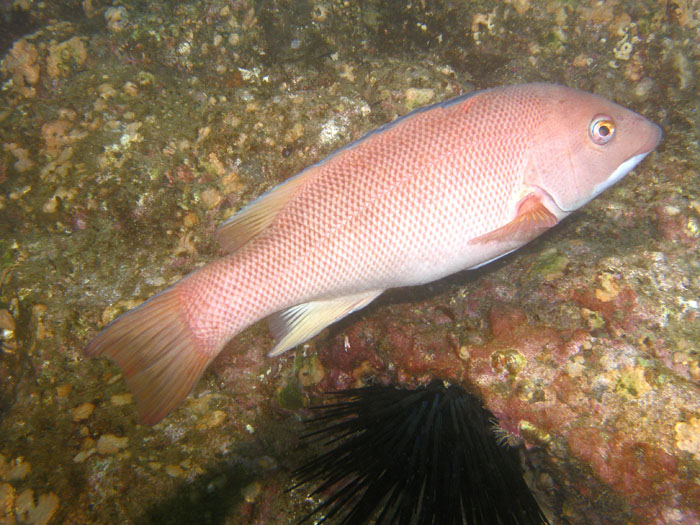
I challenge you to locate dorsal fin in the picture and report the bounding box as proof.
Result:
[214,167,317,253]
[471,193,558,245]
[267,290,383,357]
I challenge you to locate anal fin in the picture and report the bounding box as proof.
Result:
[267,290,384,357]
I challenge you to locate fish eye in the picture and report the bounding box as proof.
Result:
[589,115,616,145]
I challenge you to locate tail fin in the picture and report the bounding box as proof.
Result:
[85,286,215,425]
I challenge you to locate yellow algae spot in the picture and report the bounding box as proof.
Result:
[518,420,551,445]
[220,171,242,194]
[196,410,227,431]
[196,126,211,143]
[284,122,305,143]
[183,212,200,229]
[3,143,34,172]
[566,355,586,377]
[0,309,16,352]
[110,393,133,406]
[595,272,619,302]
[55,383,72,398]
[242,481,262,503]
[405,88,435,110]
[96,83,118,100]
[508,0,531,15]
[200,187,221,210]
[0,483,15,521]
[2,39,40,97]
[205,152,226,177]
[686,217,699,238]
[165,464,186,478]
[187,393,227,418]
[105,6,128,32]
[581,308,605,330]
[96,434,128,455]
[351,360,377,385]
[46,36,87,79]
[471,12,495,35]
[674,417,700,459]
[72,402,95,421]
[689,360,700,381]
[123,81,138,96]
[15,489,59,525]
[490,348,526,376]
[339,64,355,82]
[73,449,96,464]
[615,366,652,399]
[457,345,469,362]
[0,309,14,333]
[100,298,142,325]
[8,457,31,481]
[298,355,326,387]
[73,437,97,463]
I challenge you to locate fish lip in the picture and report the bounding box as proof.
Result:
[634,121,663,157]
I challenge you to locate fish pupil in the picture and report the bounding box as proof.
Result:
[589,115,615,145]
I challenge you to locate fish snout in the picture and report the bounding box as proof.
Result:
[635,120,663,157]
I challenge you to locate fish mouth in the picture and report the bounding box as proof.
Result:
[635,121,663,157]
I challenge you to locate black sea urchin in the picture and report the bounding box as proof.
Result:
[292,381,548,525]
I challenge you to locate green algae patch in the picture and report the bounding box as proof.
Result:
[276,376,304,410]
[529,248,569,281]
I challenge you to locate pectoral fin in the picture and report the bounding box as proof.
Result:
[267,290,384,357]
[471,194,558,245]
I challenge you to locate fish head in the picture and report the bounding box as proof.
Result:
[525,85,662,215]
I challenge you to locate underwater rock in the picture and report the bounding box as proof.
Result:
[1,39,39,98]
[14,489,59,525]
[46,37,87,79]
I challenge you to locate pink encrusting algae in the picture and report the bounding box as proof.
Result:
[86,83,662,425]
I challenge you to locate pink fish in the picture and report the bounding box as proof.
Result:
[86,83,662,424]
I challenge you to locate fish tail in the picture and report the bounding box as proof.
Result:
[85,285,215,425]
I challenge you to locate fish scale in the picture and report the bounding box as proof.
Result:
[86,83,661,424]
